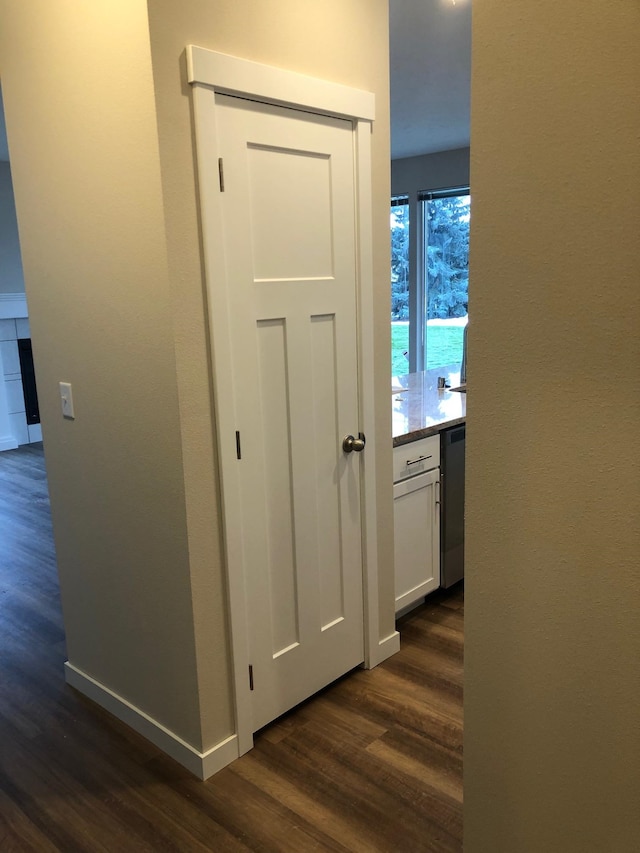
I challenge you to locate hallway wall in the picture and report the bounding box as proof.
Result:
[0,0,392,764]
[465,2,640,849]
[0,0,210,749]
[0,160,25,294]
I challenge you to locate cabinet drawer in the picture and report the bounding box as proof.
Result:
[393,434,440,483]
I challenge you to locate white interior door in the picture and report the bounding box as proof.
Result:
[215,93,365,731]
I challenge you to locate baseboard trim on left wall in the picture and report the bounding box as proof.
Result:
[64,662,239,780]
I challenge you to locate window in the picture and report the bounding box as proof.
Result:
[390,187,469,377]
[390,196,410,374]
[421,188,469,372]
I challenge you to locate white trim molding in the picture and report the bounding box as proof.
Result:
[0,334,20,451]
[64,663,239,780]
[0,435,19,452]
[377,631,401,661]
[0,292,28,320]
[186,46,375,122]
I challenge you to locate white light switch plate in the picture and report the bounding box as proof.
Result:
[59,381,75,419]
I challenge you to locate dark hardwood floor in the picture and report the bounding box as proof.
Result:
[0,443,463,852]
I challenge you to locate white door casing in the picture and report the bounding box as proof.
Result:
[188,46,399,757]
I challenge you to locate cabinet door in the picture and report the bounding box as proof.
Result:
[394,468,440,613]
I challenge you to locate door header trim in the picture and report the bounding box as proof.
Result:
[186,45,375,122]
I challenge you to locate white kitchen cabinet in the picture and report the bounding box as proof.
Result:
[393,435,440,614]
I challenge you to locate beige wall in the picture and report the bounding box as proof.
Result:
[0,0,214,748]
[0,161,24,293]
[465,2,640,849]
[0,0,392,757]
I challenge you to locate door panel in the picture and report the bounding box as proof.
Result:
[215,94,364,731]
[247,145,333,280]
[256,317,298,656]
[310,313,344,630]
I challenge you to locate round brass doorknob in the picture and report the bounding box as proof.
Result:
[342,434,366,453]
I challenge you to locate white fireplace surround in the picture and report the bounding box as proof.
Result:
[0,292,41,451]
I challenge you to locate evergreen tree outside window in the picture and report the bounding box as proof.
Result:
[390,187,469,376]
[420,188,469,372]
[390,196,410,373]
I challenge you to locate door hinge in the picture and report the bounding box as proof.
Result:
[248,664,254,691]
[218,157,225,192]
[235,430,242,460]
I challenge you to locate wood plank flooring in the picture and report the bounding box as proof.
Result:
[0,443,463,852]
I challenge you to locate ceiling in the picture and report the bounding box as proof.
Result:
[390,0,470,160]
[0,2,470,165]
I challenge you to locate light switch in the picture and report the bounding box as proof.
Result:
[59,381,75,419]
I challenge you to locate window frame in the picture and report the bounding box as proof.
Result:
[391,185,470,375]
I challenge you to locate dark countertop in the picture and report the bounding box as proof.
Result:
[392,366,466,447]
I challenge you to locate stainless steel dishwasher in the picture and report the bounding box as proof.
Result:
[440,424,465,588]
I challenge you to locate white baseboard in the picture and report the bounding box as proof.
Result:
[364,629,400,669]
[378,629,401,659]
[64,662,239,780]
[0,434,19,451]
[0,293,28,320]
